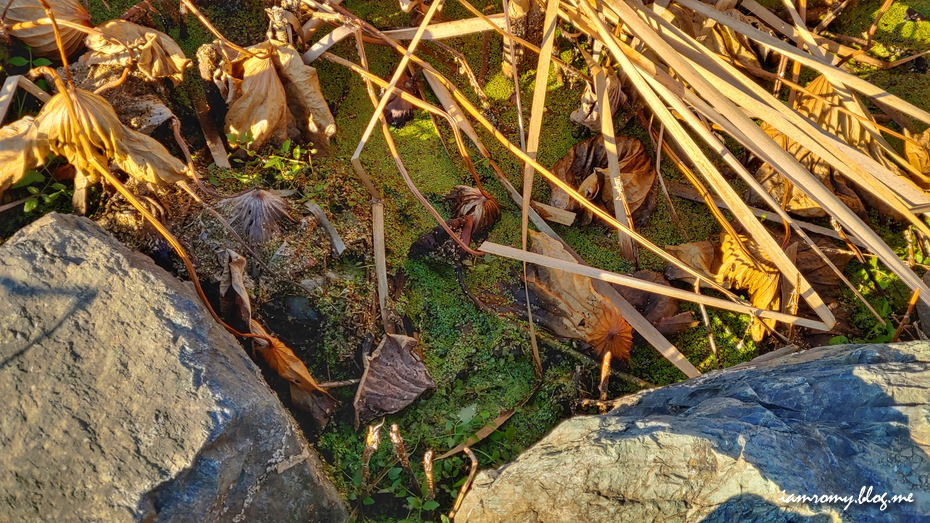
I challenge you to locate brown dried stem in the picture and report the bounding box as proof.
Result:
[389,424,422,495]
[449,447,478,519]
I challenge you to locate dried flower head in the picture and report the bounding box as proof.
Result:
[219,188,293,245]
[445,185,500,234]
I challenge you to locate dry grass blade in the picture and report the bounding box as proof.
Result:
[596,0,930,311]
[519,0,560,380]
[480,241,829,330]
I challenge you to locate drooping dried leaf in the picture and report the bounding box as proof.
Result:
[715,230,779,342]
[291,384,338,428]
[250,319,332,399]
[665,241,717,281]
[216,248,251,331]
[617,271,698,336]
[218,188,293,245]
[4,0,91,57]
[446,185,501,234]
[570,72,626,132]
[80,20,192,86]
[36,87,186,186]
[905,128,930,178]
[270,41,336,149]
[112,126,187,186]
[525,231,634,362]
[547,135,655,224]
[0,117,49,198]
[353,334,436,428]
[748,121,866,218]
[224,43,289,151]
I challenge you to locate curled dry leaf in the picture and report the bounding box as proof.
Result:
[4,0,92,57]
[353,334,436,428]
[525,231,634,363]
[219,188,293,246]
[80,20,192,86]
[667,226,852,342]
[36,87,186,187]
[215,40,336,151]
[570,72,626,132]
[701,9,777,70]
[216,248,251,331]
[224,42,289,151]
[446,185,501,234]
[270,41,336,148]
[383,69,417,129]
[548,135,655,226]
[250,319,333,400]
[0,117,49,198]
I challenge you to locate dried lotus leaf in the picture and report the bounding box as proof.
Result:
[271,42,336,149]
[224,43,288,150]
[353,334,436,428]
[37,87,123,174]
[526,231,634,362]
[446,185,501,233]
[36,87,186,187]
[715,231,779,342]
[81,20,191,86]
[0,116,50,197]
[665,241,717,282]
[701,9,767,71]
[112,127,187,186]
[4,0,91,58]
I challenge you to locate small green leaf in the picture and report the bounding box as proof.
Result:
[35,78,50,92]
[457,403,477,424]
[406,496,421,510]
[13,169,45,188]
[281,139,292,154]
[422,500,440,511]
[828,336,849,345]
[23,198,38,213]
[27,186,40,194]
[32,58,52,67]
[46,192,60,203]
[9,56,29,66]
[388,467,402,480]
[362,496,374,505]
[51,183,66,191]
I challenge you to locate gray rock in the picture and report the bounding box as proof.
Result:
[0,214,348,523]
[457,342,930,523]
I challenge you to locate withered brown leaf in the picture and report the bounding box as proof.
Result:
[4,0,91,57]
[0,117,49,198]
[548,135,655,225]
[81,20,191,86]
[224,43,289,151]
[271,41,336,149]
[250,319,333,400]
[353,334,436,428]
[570,72,625,132]
[37,87,186,187]
[525,231,634,362]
